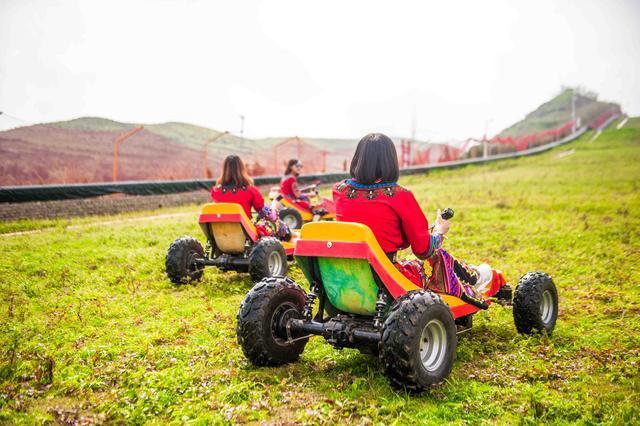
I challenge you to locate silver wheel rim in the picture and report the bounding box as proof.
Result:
[283,214,297,229]
[540,290,554,324]
[419,319,447,372]
[267,251,283,275]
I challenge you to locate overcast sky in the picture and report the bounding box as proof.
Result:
[1,0,639,140]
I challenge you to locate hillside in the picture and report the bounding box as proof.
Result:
[1,119,638,423]
[0,117,439,185]
[0,88,623,186]
[499,87,621,137]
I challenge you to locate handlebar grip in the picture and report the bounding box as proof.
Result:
[441,208,454,220]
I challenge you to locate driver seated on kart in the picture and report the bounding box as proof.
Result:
[333,133,493,309]
[211,155,292,241]
[280,159,328,219]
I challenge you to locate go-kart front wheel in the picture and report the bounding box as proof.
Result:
[279,208,303,230]
[381,290,457,391]
[513,272,558,334]
[236,277,309,366]
[248,237,288,282]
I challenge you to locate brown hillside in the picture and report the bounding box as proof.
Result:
[0,125,229,185]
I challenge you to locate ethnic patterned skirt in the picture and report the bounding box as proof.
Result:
[395,248,484,302]
[254,206,292,241]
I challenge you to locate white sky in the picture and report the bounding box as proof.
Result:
[1,0,639,140]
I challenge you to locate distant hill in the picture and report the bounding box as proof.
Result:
[499,87,620,137]
[0,88,623,186]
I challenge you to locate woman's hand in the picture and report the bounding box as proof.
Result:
[434,209,450,235]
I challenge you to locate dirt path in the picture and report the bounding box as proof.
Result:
[1,212,192,237]
[616,117,629,129]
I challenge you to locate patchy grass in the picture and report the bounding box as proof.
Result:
[1,123,639,424]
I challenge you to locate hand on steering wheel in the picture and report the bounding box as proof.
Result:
[434,208,451,235]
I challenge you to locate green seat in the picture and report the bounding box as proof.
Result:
[298,256,379,316]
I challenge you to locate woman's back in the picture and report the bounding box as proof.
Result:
[333,179,431,257]
[211,155,264,217]
[280,174,297,199]
[211,184,264,217]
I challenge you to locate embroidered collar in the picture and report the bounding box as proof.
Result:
[218,184,247,193]
[345,179,397,189]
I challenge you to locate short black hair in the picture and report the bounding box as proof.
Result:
[350,133,399,184]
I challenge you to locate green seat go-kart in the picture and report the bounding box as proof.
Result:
[236,220,558,391]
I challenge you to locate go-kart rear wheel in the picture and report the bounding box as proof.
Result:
[381,290,457,391]
[165,236,204,284]
[248,237,288,282]
[236,276,309,366]
[279,208,303,230]
[513,272,558,335]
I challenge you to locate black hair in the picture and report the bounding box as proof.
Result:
[217,155,253,187]
[349,133,399,184]
[284,159,300,175]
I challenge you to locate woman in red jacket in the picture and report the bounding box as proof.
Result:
[333,133,490,308]
[280,159,311,209]
[211,155,290,240]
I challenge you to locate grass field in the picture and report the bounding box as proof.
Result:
[1,120,639,424]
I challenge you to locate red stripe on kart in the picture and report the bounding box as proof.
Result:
[449,303,480,318]
[283,196,313,214]
[295,240,369,259]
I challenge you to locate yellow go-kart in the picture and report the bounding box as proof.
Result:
[268,183,336,229]
[166,203,296,284]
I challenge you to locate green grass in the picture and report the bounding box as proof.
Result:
[1,122,639,424]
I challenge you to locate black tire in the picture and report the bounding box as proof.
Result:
[513,271,558,335]
[381,290,457,391]
[248,238,288,282]
[279,208,303,230]
[165,236,204,284]
[236,276,309,366]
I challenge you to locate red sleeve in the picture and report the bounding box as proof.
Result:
[249,185,265,212]
[280,176,300,198]
[395,191,432,258]
[210,185,217,201]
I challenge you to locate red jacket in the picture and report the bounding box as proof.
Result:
[210,184,265,217]
[333,179,434,257]
[280,175,298,199]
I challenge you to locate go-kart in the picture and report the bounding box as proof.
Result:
[236,218,558,391]
[268,183,336,229]
[165,203,296,284]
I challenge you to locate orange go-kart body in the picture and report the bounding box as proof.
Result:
[294,221,507,318]
[198,203,296,256]
[279,196,336,221]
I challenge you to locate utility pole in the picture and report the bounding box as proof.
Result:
[113,126,144,181]
[203,131,229,178]
[571,90,576,133]
[483,119,492,158]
